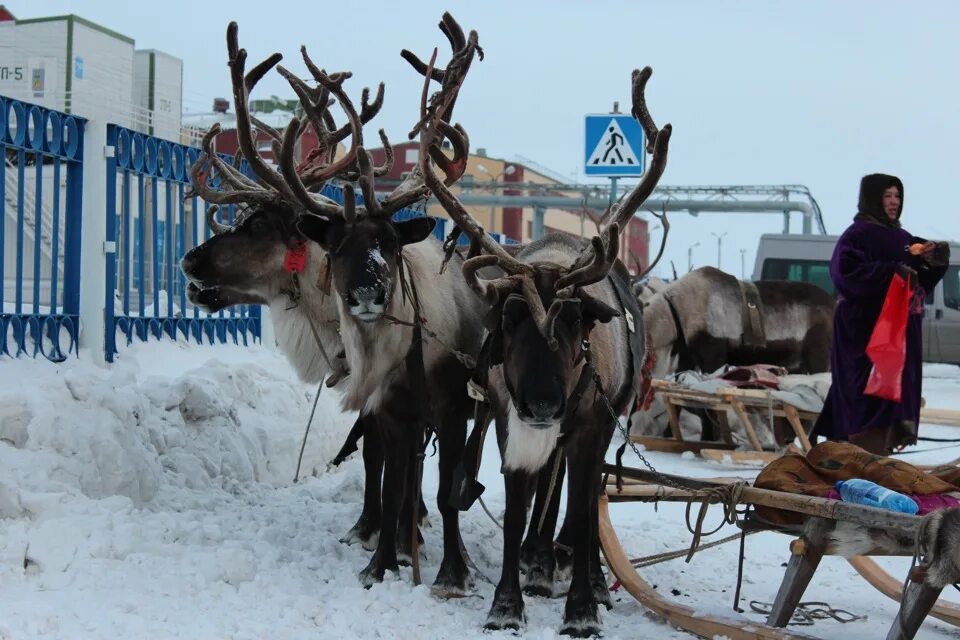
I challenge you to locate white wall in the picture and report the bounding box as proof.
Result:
[70,21,135,127]
[134,49,183,141]
[0,20,67,112]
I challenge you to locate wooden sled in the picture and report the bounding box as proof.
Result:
[600,464,960,640]
[920,407,960,428]
[635,380,816,463]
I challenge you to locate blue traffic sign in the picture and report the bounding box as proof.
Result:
[584,114,645,177]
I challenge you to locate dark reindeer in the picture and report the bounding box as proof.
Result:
[294,16,487,592]
[421,65,671,634]
[179,22,417,555]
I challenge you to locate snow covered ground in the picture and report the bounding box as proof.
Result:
[1,342,959,639]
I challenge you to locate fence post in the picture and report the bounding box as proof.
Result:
[78,120,109,365]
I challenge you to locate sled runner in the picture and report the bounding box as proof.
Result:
[600,462,960,640]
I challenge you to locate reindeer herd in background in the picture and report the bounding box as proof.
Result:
[180,13,834,635]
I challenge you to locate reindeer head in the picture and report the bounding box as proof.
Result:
[422,66,671,427]
[180,22,389,313]
[297,13,479,323]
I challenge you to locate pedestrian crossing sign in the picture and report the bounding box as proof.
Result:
[583,114,646,176]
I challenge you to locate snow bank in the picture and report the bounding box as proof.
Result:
[0,342,355,509]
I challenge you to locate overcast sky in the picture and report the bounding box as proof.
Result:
[16,1,960,277]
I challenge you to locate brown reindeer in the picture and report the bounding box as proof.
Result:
[294,15,487,592]
[633,267,834,442]
[179,22,422,557]
[420,64,671,634]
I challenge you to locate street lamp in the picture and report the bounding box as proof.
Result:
[687,241,700,273]
[740,249,747,279]
[476,163,516,230]
[711,231,728,270]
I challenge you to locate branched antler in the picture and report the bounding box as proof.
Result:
[422,63,672,349]
[635,205,669,280]
[565,66,672,285]
[187,22,390,236]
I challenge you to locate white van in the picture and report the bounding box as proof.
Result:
[752,234,960,364]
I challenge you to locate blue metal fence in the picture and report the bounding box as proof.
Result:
[0,97,84,361]
[2,94,521,364]
[104,125,261,362]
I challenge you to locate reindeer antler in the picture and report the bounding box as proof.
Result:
[189,23,368,234]
[422,64,672,350]
[562,67,672,289]
[635,205,670,281]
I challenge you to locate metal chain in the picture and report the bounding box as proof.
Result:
[581,338,687,491]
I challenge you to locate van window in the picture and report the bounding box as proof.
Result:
[760,259,834,295]
[944,265,960,311]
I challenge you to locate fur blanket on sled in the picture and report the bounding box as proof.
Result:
[754,441,960,527]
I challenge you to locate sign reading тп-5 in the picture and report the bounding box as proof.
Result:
[0,66,25,82]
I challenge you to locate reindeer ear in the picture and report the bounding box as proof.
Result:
[501,294,529,334]
[297,214,335,249]
[578,292,620,327]
[395,217,436,246]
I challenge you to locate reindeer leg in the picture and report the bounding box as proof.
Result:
[522,447,565,597]
[396,451,424,567]
[555,485,575,581]
[433,411,472,595]
[341,413,383,551]
[560,437,601,637]
[359,415,409,587]
[485,469,531,631]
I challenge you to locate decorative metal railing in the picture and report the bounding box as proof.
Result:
[0,97,83,361]
[104,125,261,362]
[1,94,521,364]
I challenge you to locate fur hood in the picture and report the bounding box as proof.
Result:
[854,173,903,229]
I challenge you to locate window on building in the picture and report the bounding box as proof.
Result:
[405,148,418,164]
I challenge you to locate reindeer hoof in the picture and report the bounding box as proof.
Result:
[433,559,472,595]
[522,569,554,598]
[485,593,525,631]
[555,546,573,580]
[340,516,380,551]
[592,579,613,610]
[559,620,602,638]
[358,558,398,588]
[562,597,600,637]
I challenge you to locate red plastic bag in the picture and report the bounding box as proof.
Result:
[864,273,911,402]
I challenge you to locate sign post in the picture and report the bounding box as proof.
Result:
[583,108,646,207]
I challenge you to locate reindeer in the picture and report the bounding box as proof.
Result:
[633,267,834,442]
[420,63,671,634]
[180,22,426,556]
[292,16,488,592]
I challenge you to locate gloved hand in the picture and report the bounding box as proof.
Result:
[896,263,917,284]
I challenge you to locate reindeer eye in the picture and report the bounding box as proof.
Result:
[249,217,269,234]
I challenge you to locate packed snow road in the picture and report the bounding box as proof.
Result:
[1,343,959,639]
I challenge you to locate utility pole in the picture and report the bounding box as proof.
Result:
[608,101,620,208]
[711,231,727,270]
[687,241,700,273]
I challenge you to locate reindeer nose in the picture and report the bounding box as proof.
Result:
[523,388,564,424]
[349,287,382,308]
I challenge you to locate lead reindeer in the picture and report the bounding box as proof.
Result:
[420,65,672,634]
[295,16,487,592]
[180,21,451,556]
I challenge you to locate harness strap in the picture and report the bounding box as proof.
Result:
[399,257,433,587]
[451,331,494,512]
[663,291,692,369]
[739,279,767,349]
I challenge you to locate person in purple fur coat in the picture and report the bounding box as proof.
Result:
[813,173,950,454]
